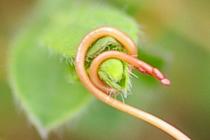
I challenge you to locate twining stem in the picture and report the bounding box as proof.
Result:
[75,27,190,140]
[89,51,170,93]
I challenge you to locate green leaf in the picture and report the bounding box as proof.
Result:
[9,31,92,132]
[39,1,139,57]
[8,0,140,133]
[39,1,139,92]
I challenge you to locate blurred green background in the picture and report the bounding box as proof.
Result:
[0,0,210,140]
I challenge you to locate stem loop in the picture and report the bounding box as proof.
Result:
[75,27,190,140]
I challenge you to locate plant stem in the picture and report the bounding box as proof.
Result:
[75,27,190,140]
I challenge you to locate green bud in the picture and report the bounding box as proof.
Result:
[87,37,130,93]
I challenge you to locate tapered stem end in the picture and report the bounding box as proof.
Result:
[161,78,171,86]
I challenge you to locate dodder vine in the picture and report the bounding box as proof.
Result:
[75,27,190,140]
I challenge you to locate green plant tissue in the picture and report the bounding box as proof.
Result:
[8,0,140,133]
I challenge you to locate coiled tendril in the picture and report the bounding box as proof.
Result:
[75,27,190,140]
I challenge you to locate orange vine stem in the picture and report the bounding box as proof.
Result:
[89,51,170,93]
[75,27,190,140]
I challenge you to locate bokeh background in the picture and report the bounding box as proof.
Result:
[0,0,210,140]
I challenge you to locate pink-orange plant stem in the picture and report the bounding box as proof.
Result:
[89,51,170,93]
[75,27,190,140]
